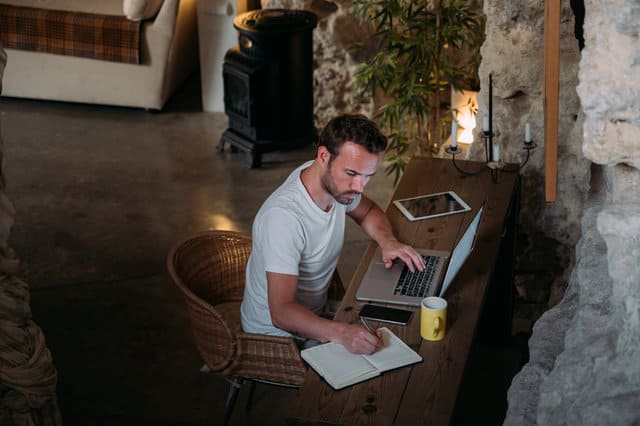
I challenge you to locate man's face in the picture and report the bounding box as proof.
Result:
[320,142,380,205]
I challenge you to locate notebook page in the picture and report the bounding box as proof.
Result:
[362,327,422,372]
[301,342,378,388]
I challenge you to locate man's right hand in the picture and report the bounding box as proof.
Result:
[336,323,382,355]
[266,271,383,355]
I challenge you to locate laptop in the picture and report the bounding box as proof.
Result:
[355,205,484,307]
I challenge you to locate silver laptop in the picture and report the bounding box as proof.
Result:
[355,206,484,306]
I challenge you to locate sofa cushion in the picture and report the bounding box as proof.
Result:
[123,0,164,21]
[0,0,124,16]
[0,5,142,64]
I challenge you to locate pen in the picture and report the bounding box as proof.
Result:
[361,317,383,349]
[360,317,373,333]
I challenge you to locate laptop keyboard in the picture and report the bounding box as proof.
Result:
[394,255,440,297]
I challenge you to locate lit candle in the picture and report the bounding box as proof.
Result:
[451,121,458,149]
[483,115,490,132]
[492,144,500,161]
[525,122,531,142]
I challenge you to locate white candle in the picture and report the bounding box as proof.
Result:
[492,144,500,161]
[525,122,531,142]
[451,121,458,149]
[483,115,490,132]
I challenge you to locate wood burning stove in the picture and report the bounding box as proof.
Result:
[218,9,318,167]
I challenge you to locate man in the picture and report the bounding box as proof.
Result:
[240,114,424,355]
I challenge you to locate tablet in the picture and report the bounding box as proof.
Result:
[393,191,471,221]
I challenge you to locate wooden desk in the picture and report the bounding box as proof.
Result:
[287,157,520,426]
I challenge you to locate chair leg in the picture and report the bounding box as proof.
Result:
[224,378,244,426]
[244,380,257,413]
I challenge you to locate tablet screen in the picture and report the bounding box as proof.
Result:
[393,191,471,221]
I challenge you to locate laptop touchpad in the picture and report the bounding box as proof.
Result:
[371,261,404,275]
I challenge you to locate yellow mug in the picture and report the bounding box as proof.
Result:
[420,297,447,341]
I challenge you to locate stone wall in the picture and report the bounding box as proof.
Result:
[504,0,640,423]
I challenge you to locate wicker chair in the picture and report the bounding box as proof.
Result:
[167,230,344,425]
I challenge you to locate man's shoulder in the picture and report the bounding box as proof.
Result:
[261,169,307,212]
[253,160,313,229]
[256,196,304,227]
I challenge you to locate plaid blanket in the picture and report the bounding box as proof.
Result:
[0,5,141,64]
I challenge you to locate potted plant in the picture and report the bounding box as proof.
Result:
[351,0,483,182]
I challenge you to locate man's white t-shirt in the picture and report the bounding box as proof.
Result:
[240,161,360,337]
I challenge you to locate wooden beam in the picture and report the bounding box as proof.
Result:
[543,0,561,202]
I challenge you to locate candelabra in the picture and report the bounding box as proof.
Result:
[445,74,536,183]
[446,127,536,183]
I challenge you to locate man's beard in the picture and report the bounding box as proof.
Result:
[320,166,360,205]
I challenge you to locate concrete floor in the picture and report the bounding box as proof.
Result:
[0,75,525,426]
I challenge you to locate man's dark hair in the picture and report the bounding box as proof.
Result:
[318,114,387,159]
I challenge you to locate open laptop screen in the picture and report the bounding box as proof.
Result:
[439,206,484,297]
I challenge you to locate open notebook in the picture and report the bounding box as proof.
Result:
[300,327,422,390]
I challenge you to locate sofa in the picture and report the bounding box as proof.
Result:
[0,0,198,110]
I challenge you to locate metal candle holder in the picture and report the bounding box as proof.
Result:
[445,130,536,183]
[445,145,463,155]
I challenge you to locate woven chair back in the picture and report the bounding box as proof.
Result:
[168,230,252,372]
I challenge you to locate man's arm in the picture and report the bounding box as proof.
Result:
[267,271,381,354]
[348,194,425,272]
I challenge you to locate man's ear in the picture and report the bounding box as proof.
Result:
[317,146,331,166]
